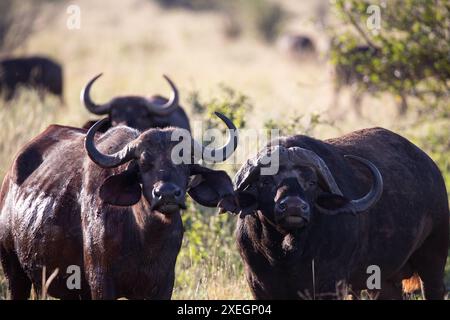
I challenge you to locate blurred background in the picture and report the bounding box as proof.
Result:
[0,0,448,299]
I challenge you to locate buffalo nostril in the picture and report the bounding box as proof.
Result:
[174,189,182,197]
[301,204,309,211]
[277,202,287,212]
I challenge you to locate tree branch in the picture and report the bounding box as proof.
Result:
[343,8,379,49]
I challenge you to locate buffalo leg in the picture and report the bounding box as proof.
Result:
[87,270,116,300]
[0,247,32,300]
[410,224,448,300]
[376,280,403,300]
[154,271,175,300]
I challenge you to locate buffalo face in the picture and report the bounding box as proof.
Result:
[273,171,315,229]
[233,145,383,231]
[85,113,239,215]
[106,98,162,130]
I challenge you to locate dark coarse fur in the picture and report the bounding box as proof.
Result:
[236,127,449,299]
[0,124,234,299]
[0,56,63,100]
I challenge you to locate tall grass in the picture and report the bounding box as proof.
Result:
[0,268,7,299]
[0,91,61,181]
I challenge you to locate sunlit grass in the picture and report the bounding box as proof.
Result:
[173,250,252,300]
[0,91,61,180]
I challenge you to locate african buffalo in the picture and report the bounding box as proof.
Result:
[0,112,238,299]
[81,74,190,132]
[278,34,316,60]
[0,56,63,101]
[230,128,449,299]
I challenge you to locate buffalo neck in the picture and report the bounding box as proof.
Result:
[247,210,313,262]
[132,198,183,247]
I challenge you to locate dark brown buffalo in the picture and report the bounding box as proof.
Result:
[81,74,190,132]
[230,127,448,299]
[278,34,316,60]
[0,56,63,101]
[0,113,238,299]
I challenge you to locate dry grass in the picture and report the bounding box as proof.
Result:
[173,251,252,300]
[0,0,448,300]
[17,0,402,133]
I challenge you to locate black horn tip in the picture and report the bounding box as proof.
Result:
[162,74,177,93]
[92,73,103,80]
[214,112,237,130]
[80,72,103,103]
[344,154,383,212]
[84,117,121,168]
[86,118,109,136]
[93,117,109,127]
[162,74,172,82]
[81,73,111,115]
[82,73,103,92]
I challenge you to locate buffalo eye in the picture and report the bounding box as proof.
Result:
[140,152,154,171]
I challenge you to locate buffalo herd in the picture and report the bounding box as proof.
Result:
[0,64,448,300]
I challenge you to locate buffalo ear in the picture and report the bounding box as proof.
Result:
[315,193,350,214]
[188,165,237,211]
[99,167,142,206]
[236,188,258,217]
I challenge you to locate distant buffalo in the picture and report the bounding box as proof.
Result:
[81,74,190,132]
[229,128,448,299]
[278,34,316,60]
[0,56,63,101]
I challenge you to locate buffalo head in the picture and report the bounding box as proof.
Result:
[232,145,383,230]
[85,112,238,214]
[81,74,185,131]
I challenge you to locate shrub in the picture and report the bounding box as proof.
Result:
[264,112,335,137]
[330,0,450,115]
[188,83,252,132]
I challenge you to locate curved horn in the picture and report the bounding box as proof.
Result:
[343,155,383,213]
[81,73,111,115]
[289,147,344,196]
[85,118,137,168]
[193,112,239,163]
[145,75,179,116]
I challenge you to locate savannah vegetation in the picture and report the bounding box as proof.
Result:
[0,0,448,299]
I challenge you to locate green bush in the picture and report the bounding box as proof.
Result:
[264,112,335,137]
[330,0,450,115]
[188,83,252,135]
